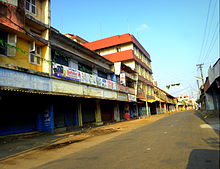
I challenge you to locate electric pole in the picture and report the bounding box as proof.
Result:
[196,64,204,86]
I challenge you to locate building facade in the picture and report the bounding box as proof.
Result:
[151,86,177,114]
[0,1,137,135]
[202,59,220,113]
[83,34,155,116]
[0,1,178,136]
[0,0,51,135]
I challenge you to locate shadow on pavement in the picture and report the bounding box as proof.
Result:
[186,149,219,169]
[202,137,220,148]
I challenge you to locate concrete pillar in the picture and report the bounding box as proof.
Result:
[159,102,162,114]
[78,101,83,127]
[95,100,103,126]
[164,103,167,113]
[146,101,150,116]
[114,102,120,122]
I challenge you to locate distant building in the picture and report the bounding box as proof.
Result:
[176,96,194,111]
[152,86,177,114]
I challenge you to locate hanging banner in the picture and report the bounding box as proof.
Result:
[107,80,113,89]
[52,63,115,90]
[120,73,126,86]
[114,62,121,75]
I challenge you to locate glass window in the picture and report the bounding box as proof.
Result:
[25,0,36,14]
[29,43,41,65]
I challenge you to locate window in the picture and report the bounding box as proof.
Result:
[98,70,107,79]
[29,42,41,65]
[25,0,36,14]
[78,62,93,74]
[116,46,121,52]
[0,31,17,56]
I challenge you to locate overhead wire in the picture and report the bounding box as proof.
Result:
[198,0,212,62]
[203,21,219,62]
[201,0,218,62]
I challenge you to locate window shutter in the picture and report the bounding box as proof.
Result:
[36,46,41,65]
[30,41,35,52]
[30,53,35,63]
[7,34,17,56]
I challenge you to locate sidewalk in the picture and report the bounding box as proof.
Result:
[0,128,88,160]
[196,110,220,134]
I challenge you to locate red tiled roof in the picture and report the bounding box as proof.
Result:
[102,50,135,62]
[101,49,152,73]
[84,33,151,60]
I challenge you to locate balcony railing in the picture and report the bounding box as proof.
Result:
[118,84,135,95]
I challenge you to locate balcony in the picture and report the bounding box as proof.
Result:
[137,88,145,99]
[118,84,135,95]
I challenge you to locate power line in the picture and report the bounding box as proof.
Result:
[198,0,212,62]
[203,21,219,62]
[202,0,218,62]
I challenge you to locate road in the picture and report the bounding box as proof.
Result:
[33,111,219,169]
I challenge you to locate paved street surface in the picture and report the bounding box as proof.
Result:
[0,111,219,169]
[34,111,219,169]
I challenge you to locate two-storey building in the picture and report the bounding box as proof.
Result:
[0,0,51,135]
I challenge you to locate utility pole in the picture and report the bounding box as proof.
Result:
[196,64,204,86]
[196,80,200,89]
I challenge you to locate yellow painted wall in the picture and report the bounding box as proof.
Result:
[0,37,27,67]
[99,46,116,56]
[0,37,50,73]
[41,44,50,74]
[25,0,50,25]
[120,43,133,51]
[99,43,133,56]
[123,60,135,70]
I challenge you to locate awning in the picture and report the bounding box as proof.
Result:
[147,99,157,103]
[155,97,165,103]
[139,98,157,103]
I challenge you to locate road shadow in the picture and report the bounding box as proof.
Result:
[202,137,220,148]
[186,149,219,169]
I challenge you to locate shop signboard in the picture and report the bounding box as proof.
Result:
[52,63,115,90]
[120,73,126,86]
[0,67,51,92]
[118,92,128,101]
[128,94,137,101]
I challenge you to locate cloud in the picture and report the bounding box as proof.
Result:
[136,24,150,31]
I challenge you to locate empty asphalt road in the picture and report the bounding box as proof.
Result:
[35,111,219,169]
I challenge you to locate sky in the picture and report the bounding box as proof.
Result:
[51,0,219,98]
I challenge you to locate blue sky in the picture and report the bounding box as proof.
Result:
[51,0,219,98]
